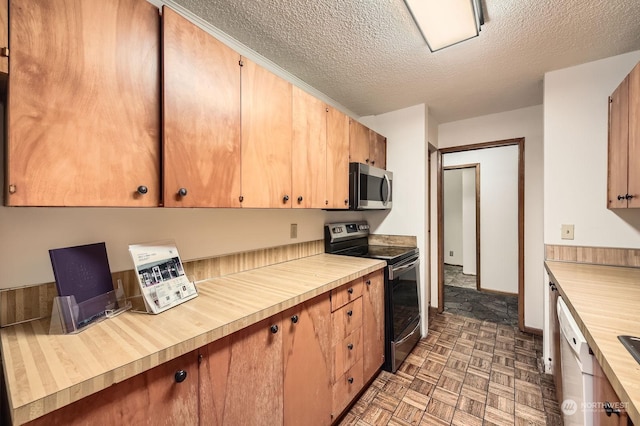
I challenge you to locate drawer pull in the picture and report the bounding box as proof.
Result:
[291,315,299,324]
[347,288,354,294]
[137,185,148,195]
[178,187,188,197]
[603,402,621,417]
[347,343,354,350]
[348,377,354,384]
[347,310,353,317]
[270,325,279,334]
[174,370,187,383]
[366,280,371,286]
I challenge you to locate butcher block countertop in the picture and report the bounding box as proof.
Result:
[545,261,640,425]
[1,254,386,425]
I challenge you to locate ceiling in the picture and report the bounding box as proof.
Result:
[170,0,640,123]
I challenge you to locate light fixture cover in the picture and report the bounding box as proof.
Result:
[405,0,482,52]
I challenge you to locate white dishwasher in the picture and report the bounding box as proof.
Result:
[557,295,594,426]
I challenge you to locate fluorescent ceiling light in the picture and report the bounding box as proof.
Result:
[405,0,483,52]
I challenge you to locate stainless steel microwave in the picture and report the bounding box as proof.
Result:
[349,162,393,210]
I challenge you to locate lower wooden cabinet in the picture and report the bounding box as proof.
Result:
[26,350,200,426]
[363,270,385,382]
[593,359,633,426]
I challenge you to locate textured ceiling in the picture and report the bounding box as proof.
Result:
[171,0,640,123]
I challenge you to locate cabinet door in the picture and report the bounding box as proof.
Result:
[349,120,370,165]
[608,75,630,208]
[292,87,326,208]
[199,314,284,425]
[549,281,563,404]
[593,358,631,426]
[628,62,640,208]
[241,58,292,208]
[7,0,160,206]
[369,130,387,170]
[0,0,7,74]
[282,295,332,426]
[162,7,241,207]
[26,351,199,425]
[326,106,350,209]
[362,270,385,382]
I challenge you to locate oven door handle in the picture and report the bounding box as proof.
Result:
[382,174,391,206]
[395,320,421,346]
[389,258,419,280]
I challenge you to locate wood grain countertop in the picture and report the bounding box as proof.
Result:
[1,254,386,425]
[545,261,640,425]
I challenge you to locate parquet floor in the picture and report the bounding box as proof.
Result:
[339,312,562,425]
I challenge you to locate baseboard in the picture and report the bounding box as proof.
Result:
[477,287,517,297]
[524,326,543,336]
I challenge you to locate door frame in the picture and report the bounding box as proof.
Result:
[443,163,481,291]
[437,138,525,331]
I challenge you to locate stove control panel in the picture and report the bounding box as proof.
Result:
[325,221,370,243]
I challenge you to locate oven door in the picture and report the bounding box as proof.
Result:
[387,255,421,372]
[349,162,393,210]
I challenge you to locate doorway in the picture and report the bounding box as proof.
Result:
[437,138,525,330]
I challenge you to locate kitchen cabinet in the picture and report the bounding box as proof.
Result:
[548,280,563,405]
[362,270,385,382]
[26,350,200,426]
[369,130,387,169]
[162,6,241,208]
[200,314,284,425]
[0,0,7,75]
[292,86,327,208]
[240,58,293,208]
[282,295,332,426]
[608,61,640,209]
[349,120,388,170]
[6,0,161,206]
[326,106,350,209]
[593,358,633,426]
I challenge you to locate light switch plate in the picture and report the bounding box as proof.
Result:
[561,224,574,240]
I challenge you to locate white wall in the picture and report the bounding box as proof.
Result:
[444,169,463,266]
[438,105,544,330]
[542,50,640,370]
[444,147,519,295]
[360,104,429,335]
[462,168,477,275]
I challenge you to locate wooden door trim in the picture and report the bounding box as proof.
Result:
[443,163,481,291]
[437,138,526,331]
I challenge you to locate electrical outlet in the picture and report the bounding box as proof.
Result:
[561,224,574,240]
[290,223,298,239]
[449,250,453,256]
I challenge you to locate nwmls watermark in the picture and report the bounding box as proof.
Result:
[561,399,629,415]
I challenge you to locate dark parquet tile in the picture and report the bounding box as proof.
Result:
[339,311,560,426]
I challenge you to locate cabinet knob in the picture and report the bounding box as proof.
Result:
[603,402,621,417]
[348,377,354,384]
[239,195,244,202]
[344,199,349,205]
[283,195,290,203]
[174,370,187,383]
[365,159,370,164]
[291,315,299,324]
[626,194,634,200]
[366,280,371,286]
[347,310,353,317]
[347,287,354,294]
[178,188,188,197]
[137,185,148,195]
[297,196,303,203]
[347,343,354,350]
[270,324,279,334]
[618,195,625,201]
[371,160,375,165]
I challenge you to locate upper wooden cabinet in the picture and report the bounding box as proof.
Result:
[6,0,161,206]
[0,0,7,75]
[349,119,388,170]
[292,86,327,208]
[369,130,387,169]
[608,61,640,209]
[241,58,293,208]
[326,106,350,209]
[162,6,241,208]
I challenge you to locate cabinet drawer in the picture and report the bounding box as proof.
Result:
[333,327,363,382]
[331,298,363,346]
[331,278,363,312]
[332,358,363,418]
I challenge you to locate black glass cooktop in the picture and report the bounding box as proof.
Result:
[366,245,417,261]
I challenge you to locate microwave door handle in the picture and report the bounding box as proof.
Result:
[383,174,391,205]
[389,258,419,280]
